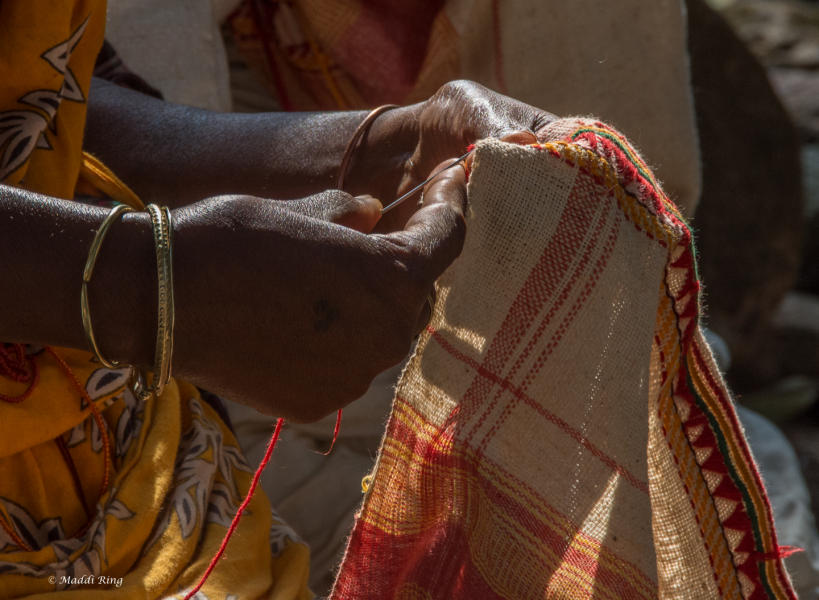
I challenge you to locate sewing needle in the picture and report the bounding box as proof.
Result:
[380,150,472,215]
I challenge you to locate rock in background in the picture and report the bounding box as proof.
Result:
[688,0,805,389]
[697,0,819,569]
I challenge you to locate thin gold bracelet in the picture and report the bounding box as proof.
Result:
[140,204,175,399]
[337,104,399,191]
[81,204,134,368]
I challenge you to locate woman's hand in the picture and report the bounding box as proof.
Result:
[85,78,551,215]
[343,80,555,230]
[169,160,467,422]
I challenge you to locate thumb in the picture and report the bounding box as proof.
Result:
[282,190,383,233]
[389,159,468,282]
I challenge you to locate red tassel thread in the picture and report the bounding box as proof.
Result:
[184,417,285,599]
[186,405,344,595]
[0,343,39,403]
[321,409,343,455]
[755,545,804,561]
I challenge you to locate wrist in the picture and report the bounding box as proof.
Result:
[90,210,156,369]
[342,104,420,199]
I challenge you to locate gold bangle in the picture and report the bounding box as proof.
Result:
[142,204,175,398]
[337,104,399,191]
[81,204,134,368]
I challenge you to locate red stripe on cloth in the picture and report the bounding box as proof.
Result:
[688,343,795,596]
[333,518,505,599]
[572,130,691,243]
[393,406,656,595]
[428,328,649,494]
[336,419,654,598]
[691,342,771,503]
[657,409,727,595]
[458,166,602,441]
[479,181,621,453]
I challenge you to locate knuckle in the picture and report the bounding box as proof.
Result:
[320,189,354,204]
[313,189,354,212]
[293,189,355,223]
[439,79,480,98]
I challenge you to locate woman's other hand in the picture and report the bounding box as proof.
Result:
[170,160,467,422]
[344,80,554,230]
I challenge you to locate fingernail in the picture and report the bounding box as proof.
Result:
[355,194,383,211]
[502,131,537,145]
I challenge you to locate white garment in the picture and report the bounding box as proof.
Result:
[104,0,239,111]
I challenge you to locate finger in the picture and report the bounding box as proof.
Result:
[335,194,382,232]
[283,190,382,233]
[392,159,468,281]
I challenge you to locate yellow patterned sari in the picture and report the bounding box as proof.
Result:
[0,2,311,598]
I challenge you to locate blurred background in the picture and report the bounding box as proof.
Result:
[694,0,818,510]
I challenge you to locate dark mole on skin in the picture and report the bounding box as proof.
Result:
[313,298,338,332]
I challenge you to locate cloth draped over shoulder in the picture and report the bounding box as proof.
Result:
[330,121,798,599]
[0,2,310,598]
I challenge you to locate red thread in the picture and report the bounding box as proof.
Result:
[46,347,112,499]
[0,510,33,552]
[426,327,649,494]
[463,145,475,181]
[54,436,93,522]
[770,546,802,560]
[0,343,38,403]
[184,418,285,599]
[321,409,343,455]
[755,546,804,562]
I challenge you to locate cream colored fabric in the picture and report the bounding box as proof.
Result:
[330,127,794,599]
[450,0,701,216]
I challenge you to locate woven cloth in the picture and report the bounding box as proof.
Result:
[330,120,796,599]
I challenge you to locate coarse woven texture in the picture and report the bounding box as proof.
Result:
[330,119,796,599]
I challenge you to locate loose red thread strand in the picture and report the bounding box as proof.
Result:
[45,347,112,498]
[184,417,285,600]
[0,343,39,403]
[0,346,102,547]
[0,511,33,552]
[321,409,343,455]
[0,343,38,549]
[54,436,93,521]
[756,546,804,561]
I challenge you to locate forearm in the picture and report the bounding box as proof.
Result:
[0,184,155,366]
[84,78,413,206]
